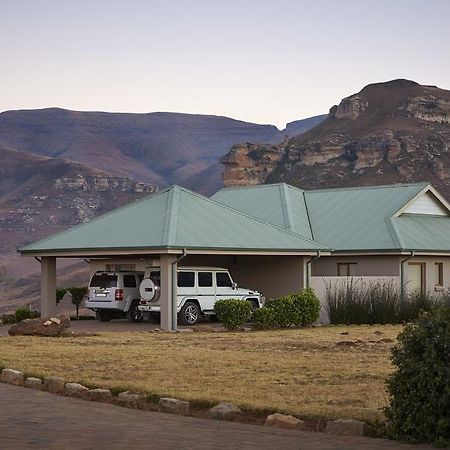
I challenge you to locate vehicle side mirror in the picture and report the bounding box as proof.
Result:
[232,282,237,290]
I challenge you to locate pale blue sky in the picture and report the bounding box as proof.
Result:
[1,0,449,128]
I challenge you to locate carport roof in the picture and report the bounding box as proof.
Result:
[20,185,328,255]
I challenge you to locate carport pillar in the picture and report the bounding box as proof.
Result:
[160,255,177,331]
[40,256,56,318]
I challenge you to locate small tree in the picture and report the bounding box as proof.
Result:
[56,288,67,305]
[68,287,88,319]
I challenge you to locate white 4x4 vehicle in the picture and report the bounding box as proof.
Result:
[86,271,144,322]
[138,267,264,325]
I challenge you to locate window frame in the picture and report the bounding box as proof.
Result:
[177,271,195,288]
[434,262,444,289]
[337,262,357,276]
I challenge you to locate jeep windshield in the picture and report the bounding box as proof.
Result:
[90,273,117,288]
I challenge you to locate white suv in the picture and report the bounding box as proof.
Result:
[138,267,264,325]
[86,271,144,322]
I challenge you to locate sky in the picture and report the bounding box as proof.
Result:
[1,0,449,129]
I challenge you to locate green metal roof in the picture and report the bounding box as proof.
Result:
[214,182,450,252]
[21,185,326,254]
[212,183,313,238]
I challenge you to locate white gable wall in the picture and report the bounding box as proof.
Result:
[402,191,448,216]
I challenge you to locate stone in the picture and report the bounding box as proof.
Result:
[264,413,305,430]
[117,391,147,408]
[159,397,190,414]
[8,314,70,337]
[50,317,61,325]
[208,402,241,420]
[326,419,367,436]
[44,376,65,393]
[64,382,89,398]
[86,388,113,403]
[1,368,24,386]
[333,95,368,120]
[25,377,43,390]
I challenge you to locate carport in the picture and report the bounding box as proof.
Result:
[20,186,327,331]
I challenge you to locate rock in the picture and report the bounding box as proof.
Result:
[25,377,43,390]
[64,383,89,398]
[1,368,24,386]
[50,317,61,325]
[208,402,241,419]
[159,397,190,414]
[333,95,368,120]
[86,388,113,403]
[326,419,367,436]
[264,413,305,430]
[117,391,147,408]
[44,376,65,393]
[8,314,70,337]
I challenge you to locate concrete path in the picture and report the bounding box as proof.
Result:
[0,384,432,450]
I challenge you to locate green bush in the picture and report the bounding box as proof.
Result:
[385,308,450,446]
[0,314,16,324]
[56,288,67,304]
[14,307,39,322]
[68,287,88,319]
[214,299,253,330]
[255,289,320,329]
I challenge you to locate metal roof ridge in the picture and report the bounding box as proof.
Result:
[162,186,181,246]
[19,187,172,252]
[385,217,404,249]
[181,185,329,249]
[304,182,430,194]
[214,182,293,193]
[279,183,296,233]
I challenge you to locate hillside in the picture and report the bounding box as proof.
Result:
[222,79,450,197]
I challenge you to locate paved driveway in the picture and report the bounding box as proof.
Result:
[0,384,433,450]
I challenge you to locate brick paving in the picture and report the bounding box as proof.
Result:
[0,384,433,450]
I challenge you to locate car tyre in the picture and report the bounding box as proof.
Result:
[179,301,201,325]
[128,301,144,323]
[96,310,112,322]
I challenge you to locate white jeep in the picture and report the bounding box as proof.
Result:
[138,267,264,325]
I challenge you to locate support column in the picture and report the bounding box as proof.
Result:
[41,256,56,318]
[160,254,177,331]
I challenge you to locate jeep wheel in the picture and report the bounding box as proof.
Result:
[96,310,112,322]
[128,301,144,323]
[179,302,201,325]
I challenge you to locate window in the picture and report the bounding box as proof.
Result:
[149,271,160,287]
[90,274,117,288]
[337,263,357,276]
[198,272,213,287]
[178,271,195,287]
[216,272,232,287]
[435,262,443,288]
[407,262,426,294]
[123,275,136,288]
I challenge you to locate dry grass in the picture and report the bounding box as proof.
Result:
[0,325,402,423]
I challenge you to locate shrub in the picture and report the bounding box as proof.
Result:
[292,288,321,325]
[214,299,253,331]
[266,295,295,328]
[385,308,450,446]
[0,314,16,324]
[56,288,67,305]
[68,287,88,319]
[14,307,39,322]
[253,307,277,330]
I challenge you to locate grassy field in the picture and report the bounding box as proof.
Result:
[0,325,402,424]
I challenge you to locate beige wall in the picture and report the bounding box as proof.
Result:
[405,256,450,294]
[312,255,401,277]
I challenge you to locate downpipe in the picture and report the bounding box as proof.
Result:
[306,251,321,289]
[171,249,188,331]
[400,250,414,301]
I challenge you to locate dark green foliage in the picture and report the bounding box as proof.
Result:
[385,308,450,446]
[325,280,440,325]
[56,288,67,305]
[68,287,88,319]
[0,314,16,324]
[214,299,253,330]
[14,307,39,322]
[254,289,320,329]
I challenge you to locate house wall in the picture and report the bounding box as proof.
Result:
[405,255,450,293]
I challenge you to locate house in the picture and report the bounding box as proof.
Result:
[20,181,450,329]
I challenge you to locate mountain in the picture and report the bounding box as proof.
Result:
[0,110,325,313]
[221,79,450,197]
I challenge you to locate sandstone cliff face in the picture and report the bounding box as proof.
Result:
[222,79,450,198]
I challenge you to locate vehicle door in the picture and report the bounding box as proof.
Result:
[177,270,196,307]
[197,271,215,312]
[215,271,235,303]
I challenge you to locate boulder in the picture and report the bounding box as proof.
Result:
[8,315,70,337]
[117,391,147,408]
[64,383,89,398]
[326,419,367,436]
[44,376,65,393]
[1,368,24,386]
[208,402,241,419]
[264,413,305,430]
[86,388,112,403]
[159,397,190,414]
[25,377,43,390]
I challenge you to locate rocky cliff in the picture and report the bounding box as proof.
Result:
[221,79,450,198]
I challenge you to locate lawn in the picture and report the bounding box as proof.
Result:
[0,325,402,424]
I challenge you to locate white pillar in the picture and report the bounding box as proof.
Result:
[160,254,177,331]
[41,256,56,318]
